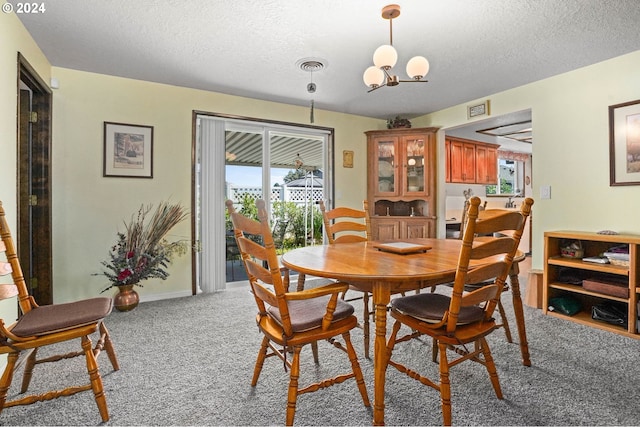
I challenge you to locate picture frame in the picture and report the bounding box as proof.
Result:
[103,122,153,178]
[343,150,354,168]
[609,99,640,186]
[467,100,490,119]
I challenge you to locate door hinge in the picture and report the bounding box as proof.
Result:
[29,277,38,289]
[29,111,38,123]
[29,194,38,206]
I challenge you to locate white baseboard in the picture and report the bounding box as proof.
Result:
[139,289,193,303]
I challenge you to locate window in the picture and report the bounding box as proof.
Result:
[486,158,525,196]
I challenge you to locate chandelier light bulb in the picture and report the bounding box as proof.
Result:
[406,56,430,80]
[373,44,398,69]
[362,5,429,92]
[363,66,385,88]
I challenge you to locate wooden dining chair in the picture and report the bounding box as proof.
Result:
[319,200,376,358]
[457,198,487,239]
[453,199,528,346]
[319,200,371,245]
[384,196,532,426]
[225,199,370,426]
[0,201,119,422]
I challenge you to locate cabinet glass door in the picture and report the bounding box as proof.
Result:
[376,139,397,195]
[405,137,425,193]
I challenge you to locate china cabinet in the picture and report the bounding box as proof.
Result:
[366,127,438,240]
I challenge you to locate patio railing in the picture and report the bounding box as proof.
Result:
[224,184,325,281]
[226,185,324,206]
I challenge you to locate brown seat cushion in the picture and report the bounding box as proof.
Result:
[10,297,113,337]
[391,293,484,325]
[268,296,355,332]
[464,279,497,290]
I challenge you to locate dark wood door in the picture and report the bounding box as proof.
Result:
[18,54,53,305]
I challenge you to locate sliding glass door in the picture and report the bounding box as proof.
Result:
[194,114,333,291]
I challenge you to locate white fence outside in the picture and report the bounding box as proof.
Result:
[226,185,324,206]
[225,183,324,274]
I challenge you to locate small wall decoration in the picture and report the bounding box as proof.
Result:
[343,150,354,168]
[467,100,491,119]
[609,99,640,186]
[103,122,153,178]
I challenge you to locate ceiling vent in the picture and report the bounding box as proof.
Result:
[296,58,327,72]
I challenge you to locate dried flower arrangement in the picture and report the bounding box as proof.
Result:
[96,201,188,292]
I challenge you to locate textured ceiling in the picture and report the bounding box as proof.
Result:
[15,0,640,124]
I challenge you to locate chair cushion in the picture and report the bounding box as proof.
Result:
[11,297,113,337]
[463,279,496,290]
[391,293,484,325]
[442,279,496,291]
[268,296,355,332]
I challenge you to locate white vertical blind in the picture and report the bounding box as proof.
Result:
[198,117,227,293]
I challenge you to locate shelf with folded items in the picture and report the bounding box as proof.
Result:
[547,256,629,275]
[544,230,640,339]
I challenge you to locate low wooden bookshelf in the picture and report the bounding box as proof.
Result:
[543,230,639,339]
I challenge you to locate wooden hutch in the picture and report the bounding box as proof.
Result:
[366,127,438,240]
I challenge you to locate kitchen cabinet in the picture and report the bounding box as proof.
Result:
[543,231,639,339]
[475,143,498,184]
[445,136,499,184]
[447,138,476,183]
[366,127,438,240]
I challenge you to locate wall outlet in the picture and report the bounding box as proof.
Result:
[540,185,551,199]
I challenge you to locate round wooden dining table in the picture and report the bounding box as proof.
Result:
[281,238,461,425]
[281,238,530,426]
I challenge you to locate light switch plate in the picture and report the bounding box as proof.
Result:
[540,185,551,199]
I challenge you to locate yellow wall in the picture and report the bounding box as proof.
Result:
[414,49,640,270]
[51,68,379,302]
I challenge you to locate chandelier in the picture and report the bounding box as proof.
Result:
[363,4,430,92]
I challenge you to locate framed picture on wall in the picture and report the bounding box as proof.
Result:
[343,150,354,168]
[103,122,153,178]
[609,99,640,186]
[467,100,490,119]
